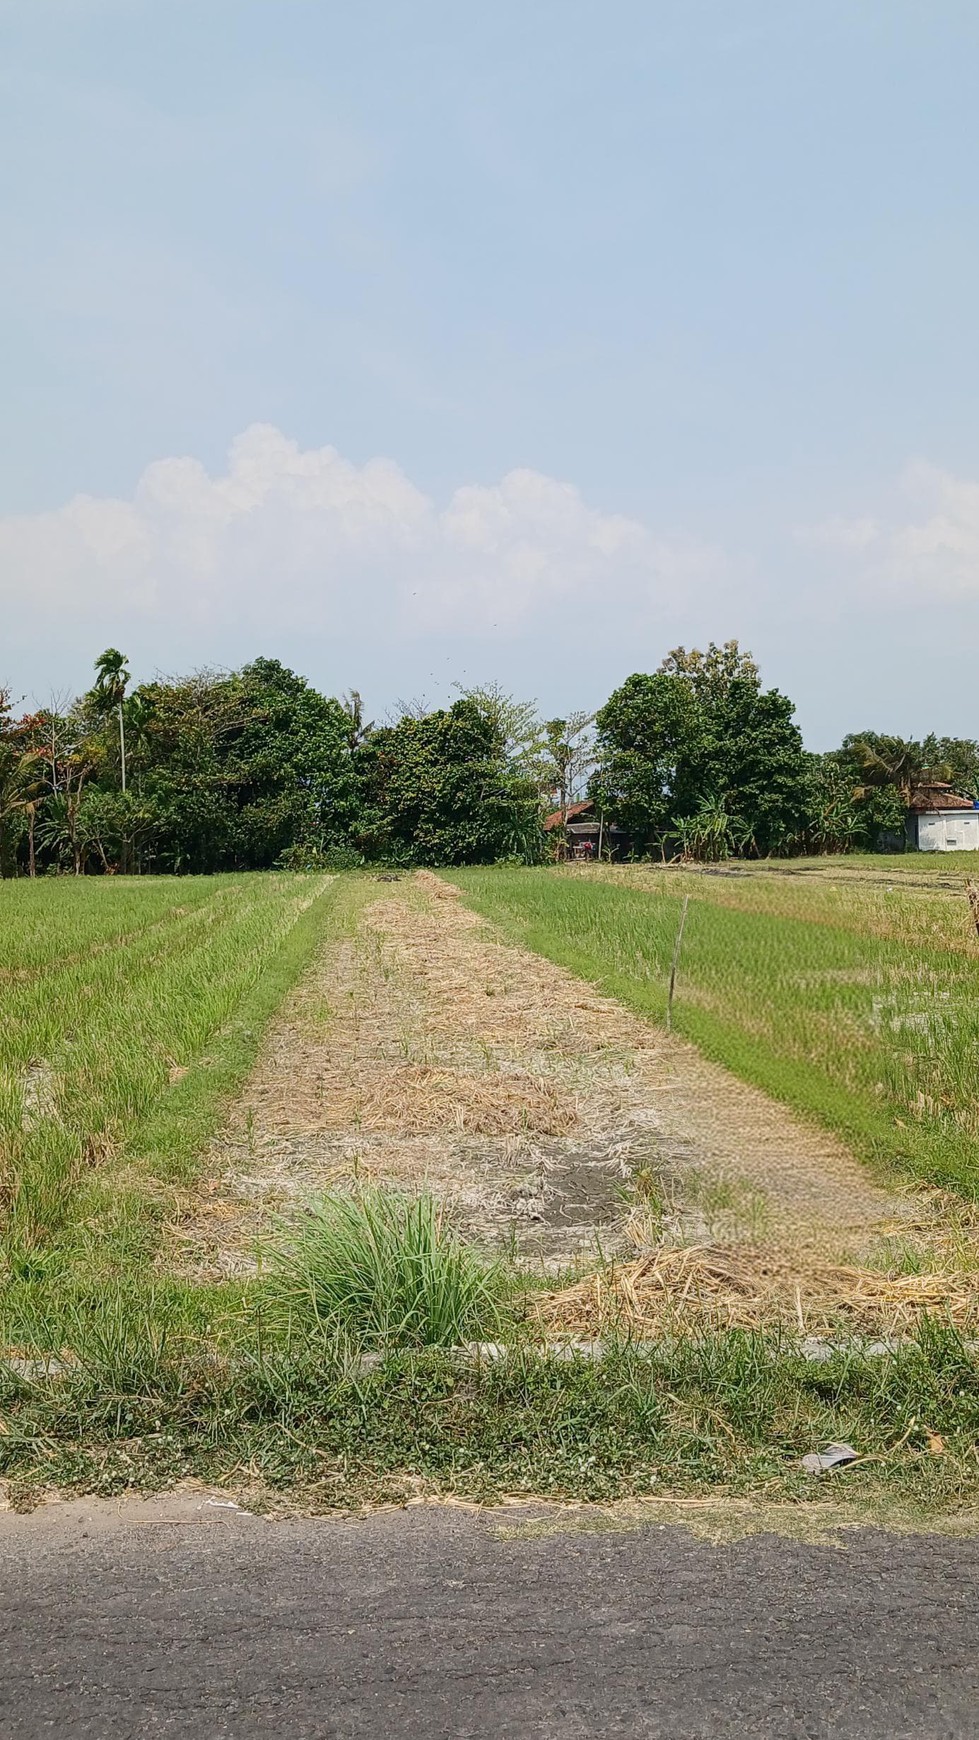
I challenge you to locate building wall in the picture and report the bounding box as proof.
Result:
[914,810,979,851]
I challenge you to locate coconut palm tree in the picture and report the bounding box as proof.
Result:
[846,734,945,805]
[92,648,131,792]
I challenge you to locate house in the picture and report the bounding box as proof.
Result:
[543,799,626,860]
[906,784,979,852]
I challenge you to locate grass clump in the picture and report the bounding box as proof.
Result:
[266,1189,510,1349]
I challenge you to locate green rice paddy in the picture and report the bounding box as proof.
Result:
[447,860,979,1196]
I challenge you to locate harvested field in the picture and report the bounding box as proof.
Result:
[175,870,967,1317]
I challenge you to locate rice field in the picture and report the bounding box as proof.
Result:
[447,861,979,1196]
[0,874,335,1272]
[3,862,979,1514]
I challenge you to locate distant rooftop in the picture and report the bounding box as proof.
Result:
[908,783,976,813]
[543,799,595,832]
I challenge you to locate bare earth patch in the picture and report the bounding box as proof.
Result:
[165,871,949,1308]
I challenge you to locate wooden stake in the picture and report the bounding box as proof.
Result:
[666,894,690,1033]
[967,880,979,941]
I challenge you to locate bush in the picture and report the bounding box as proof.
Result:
[277,840,364,872]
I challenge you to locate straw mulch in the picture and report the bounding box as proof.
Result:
[536,1243,979,1335]
[321,1063,577,1138]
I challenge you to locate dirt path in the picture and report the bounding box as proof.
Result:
[171,873,921,1283]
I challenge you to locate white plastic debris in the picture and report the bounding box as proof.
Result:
[801,1441,859,1474]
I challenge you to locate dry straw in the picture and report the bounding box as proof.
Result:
[536,1243,979,1336]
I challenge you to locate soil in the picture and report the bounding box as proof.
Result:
[169,872,924,1283]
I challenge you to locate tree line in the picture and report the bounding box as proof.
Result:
[1,641,976,875]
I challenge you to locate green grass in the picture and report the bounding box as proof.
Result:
[0,873,337,1273]
[6,862,979,1516]
[445,864,979,1195]
[266,1188,510,1348]
[1,1312,977,1516]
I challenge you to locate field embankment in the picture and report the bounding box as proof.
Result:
[447,862,979,1197]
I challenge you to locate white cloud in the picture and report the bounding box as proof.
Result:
[799,461,979,599]
[2,424,729,653]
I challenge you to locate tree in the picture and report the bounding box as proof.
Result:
[542,713,596,817]
[230,659,361,867]
[591,672,703,852]
[839,733,936,806]
[658,640,760,704]
[674,794,751,862]
[0,690,32,877]
[357,697,544,865]
[91,648,131,792]
[694,677,811,856]
[452,683,546,774]
[593,648,810,858]
[921,735,979,800]
[340,690,373,753]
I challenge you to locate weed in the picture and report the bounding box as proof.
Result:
[264,1188,511,1348]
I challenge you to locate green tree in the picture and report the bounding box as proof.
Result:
[542,713,596,816]
[591,672,703,852]
[230,659,361,867]
[357,697,544,865]
[0,690,30,877]
[694,677,811,855]
[921,735,979,799]
[91,648,131,792]
[593,649,810,858]
[658,640,760,703]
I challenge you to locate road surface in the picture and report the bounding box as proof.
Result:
[1,1495,977,1737]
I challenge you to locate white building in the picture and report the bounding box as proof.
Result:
[906,784,979,852]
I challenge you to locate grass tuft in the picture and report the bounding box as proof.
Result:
[265,1188,510,1349]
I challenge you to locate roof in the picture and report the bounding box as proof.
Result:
[543,799,596,832]
[908,784,977,813]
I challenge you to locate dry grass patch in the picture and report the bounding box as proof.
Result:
[538,1239,979,1338]
[323,1062,576,1138]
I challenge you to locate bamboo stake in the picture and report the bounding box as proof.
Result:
[666,893,690,1033]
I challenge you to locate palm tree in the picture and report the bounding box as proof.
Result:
[847,735,947,805]
[92,649,131,792]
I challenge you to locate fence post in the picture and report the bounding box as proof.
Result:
[666,893,690,1034]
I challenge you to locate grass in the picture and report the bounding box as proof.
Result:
[265,1189,510,1348]
[446,861,979,1196]
[1,1311,978,1517]
[0,872,337,1275]
[5,860,979,1517]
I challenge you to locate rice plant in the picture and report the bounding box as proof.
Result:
[450,863,979,1195]
[0,872,335,1265]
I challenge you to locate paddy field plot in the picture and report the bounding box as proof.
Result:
[451,860,979,1198]
[4,864,979,1516]
[4,859,979,1326]
[0,873,334,1278]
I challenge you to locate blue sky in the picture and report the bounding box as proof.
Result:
[3,0,979,744]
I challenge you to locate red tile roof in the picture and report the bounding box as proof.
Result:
[909,785,977,813]
[543,799,596,831]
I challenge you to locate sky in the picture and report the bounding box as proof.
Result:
[3,0,979,746]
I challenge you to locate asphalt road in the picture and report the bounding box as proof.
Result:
[2,1494,978,1739]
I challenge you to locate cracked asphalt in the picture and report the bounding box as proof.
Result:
[2,1496,978,1738]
